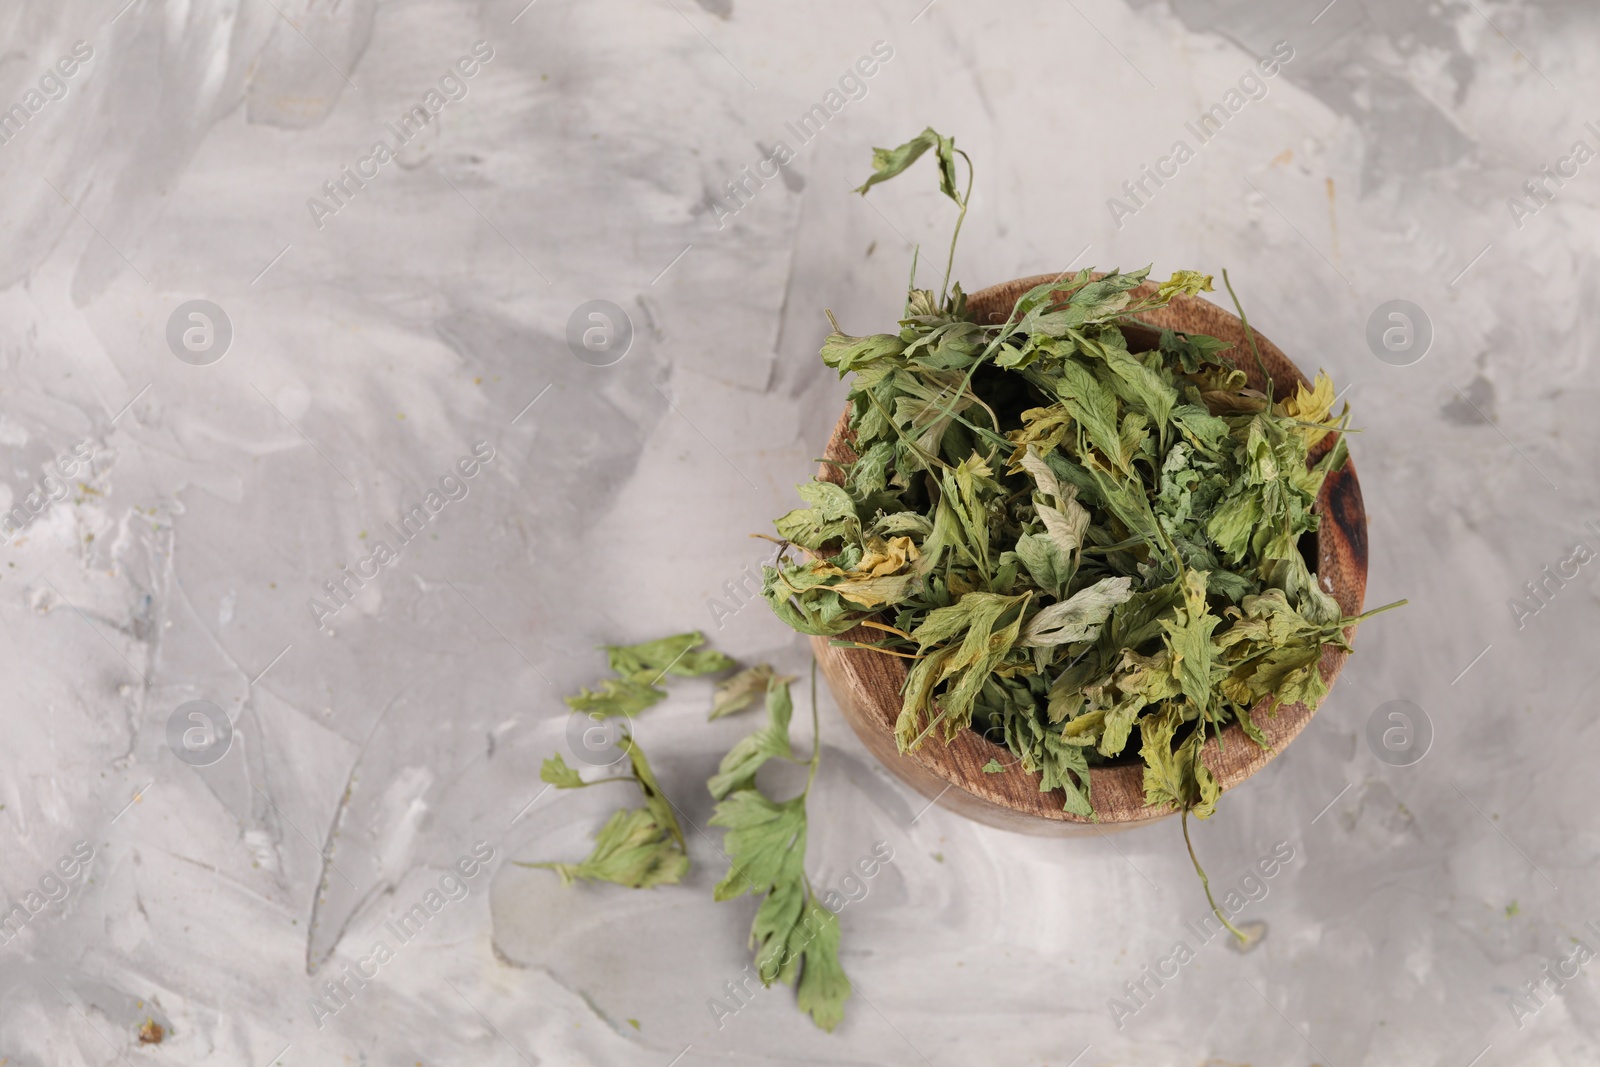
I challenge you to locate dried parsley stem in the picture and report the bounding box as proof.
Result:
[860,619,915,640]
[1350,598,1409,622]
[805,659,822,793]
[1221,268,1274,404]
[828,640,928,660]
[904,245,921,317]
[940,148,974,308]
[1182,809,1250,944]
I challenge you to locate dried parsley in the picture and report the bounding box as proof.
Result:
[708,664,851,1031]
[524,632,732,887]
[564,631,736,718]
[761,128,1403,938]
[710,663,788,720]
[520,736,689,888]
[529,635,852,1029]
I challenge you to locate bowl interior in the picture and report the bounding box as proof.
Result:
[811,275,1370,834]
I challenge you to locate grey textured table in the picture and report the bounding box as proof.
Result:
[0,1,1593,1064]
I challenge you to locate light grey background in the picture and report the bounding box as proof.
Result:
[1,0,1595,1064]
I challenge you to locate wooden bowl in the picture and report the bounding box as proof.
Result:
[812,274,1369,835]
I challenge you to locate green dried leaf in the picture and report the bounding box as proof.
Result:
[709,667,852,1032]
[708,674,795,799]
[565,676,665,718]
[540,753,586,789]
[1155,269,1215,302]
[1102,347,1178,441]
[711,664,786,720]
[1020,576,1135,647]
[1160,329,1233,375]
[711,790,805,900]
[1054,360,1125,472]
[854,126,959,204]
[1161,570,1222,721]
[605,631,735,682]
[1139,705,1188,811]
[821,330,907,375]
[1010,533,1071,600]
[898,591,1030,750]
[795,903,851,1032]
[622,732,686,852]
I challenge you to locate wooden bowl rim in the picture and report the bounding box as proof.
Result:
[814,274,1370,828]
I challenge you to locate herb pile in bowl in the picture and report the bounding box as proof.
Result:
[760,129,1399,929]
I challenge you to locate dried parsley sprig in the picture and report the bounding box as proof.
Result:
[520,736,689,888]
[527,635,852,1027]
[853,126,973,308]
[708,663,852,1031]
[523,632,733,887]
[763,128,1404,936]
[565,631,736,718]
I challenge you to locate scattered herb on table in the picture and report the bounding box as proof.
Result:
[710,663,787,720]
[565,631,735,718]
[758,128,1403,936]
[518,735,689,888]
[527,635,852,1030]
[522,632,729,888]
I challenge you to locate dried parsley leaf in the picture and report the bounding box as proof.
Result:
[1019,576,1134,647]
[1160,569,1222,722]
[795,905,850,1032]
[712,790,807,902]
[564,631,736,719]
[565,676,665,719]
[711,664,787,720]
[898,591,1031,750]
[1138,705,1191,812]
[540,753,586,789]
[708,673,795,799]
[605,631,735,681]
[1156,269,1215,302]
[854,126,959,205]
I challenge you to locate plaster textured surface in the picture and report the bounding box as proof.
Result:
[0,1,1595,1064]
